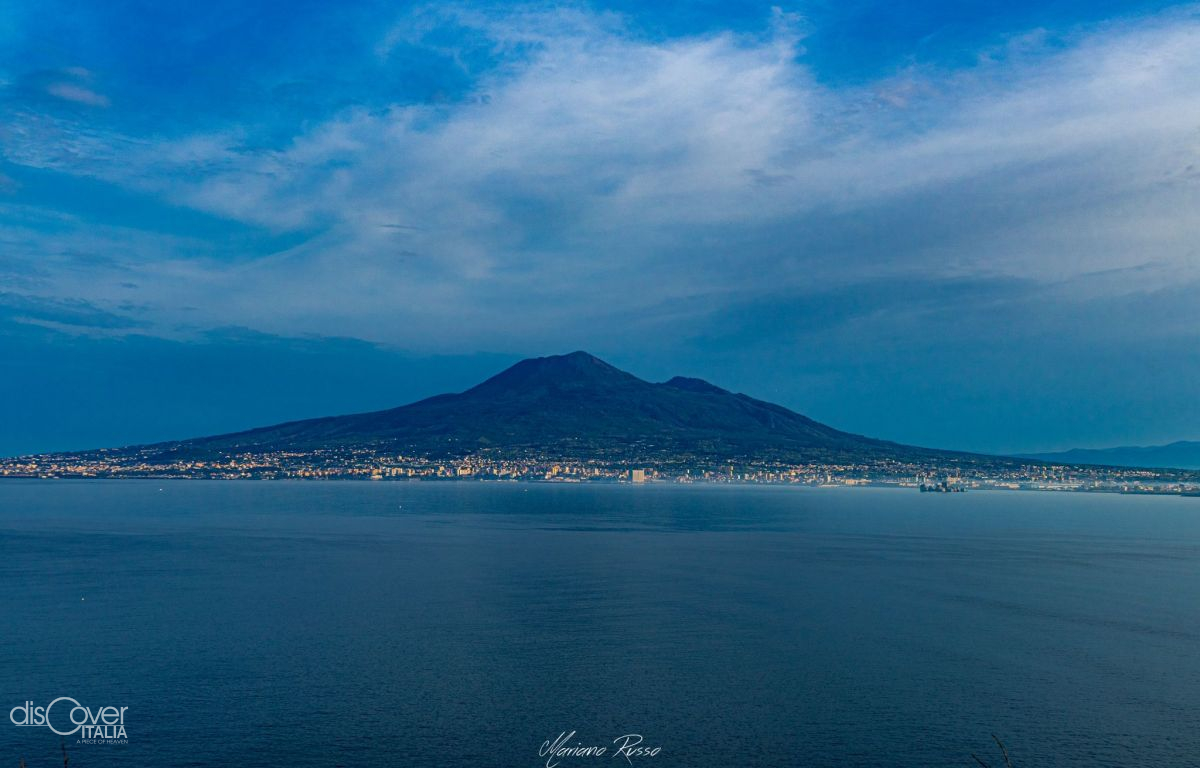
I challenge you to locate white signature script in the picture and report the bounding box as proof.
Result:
[540,731,662,768]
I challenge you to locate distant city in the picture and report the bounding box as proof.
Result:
[3,447,1198,495]
[6,352,1199,495]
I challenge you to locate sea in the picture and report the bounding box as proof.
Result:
[1,481,1197,767]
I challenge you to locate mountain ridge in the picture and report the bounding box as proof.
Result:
[80,350,961,466]
[11,352,1200,487]
[1019,440,1200,471]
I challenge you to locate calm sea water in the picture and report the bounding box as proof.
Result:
[1,481,1198,767]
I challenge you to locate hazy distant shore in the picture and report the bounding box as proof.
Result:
[2,470,1197,497]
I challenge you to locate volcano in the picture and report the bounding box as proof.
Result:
[87,351,983,466]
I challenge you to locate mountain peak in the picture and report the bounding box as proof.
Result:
[554,350,610,366]
[63,350,953,466]
[464,351,641,396]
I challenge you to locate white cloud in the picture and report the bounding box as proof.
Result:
[44,82,109,107]
[5,4,1200,349]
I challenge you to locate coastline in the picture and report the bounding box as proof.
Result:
[2,473,1197,497]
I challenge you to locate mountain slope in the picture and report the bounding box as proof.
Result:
[1020,441,1200,470]
[125,351,947,464]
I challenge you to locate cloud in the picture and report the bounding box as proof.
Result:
[44,81,109,107]
[9,67,111,108]
[2,4,1200,355]
[0,291,144,330]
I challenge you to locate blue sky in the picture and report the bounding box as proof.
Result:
[2,0,1198,456]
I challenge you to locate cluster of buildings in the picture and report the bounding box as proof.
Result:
[2,448,1198,495]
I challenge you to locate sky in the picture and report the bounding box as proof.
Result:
[1,0,1198,457]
